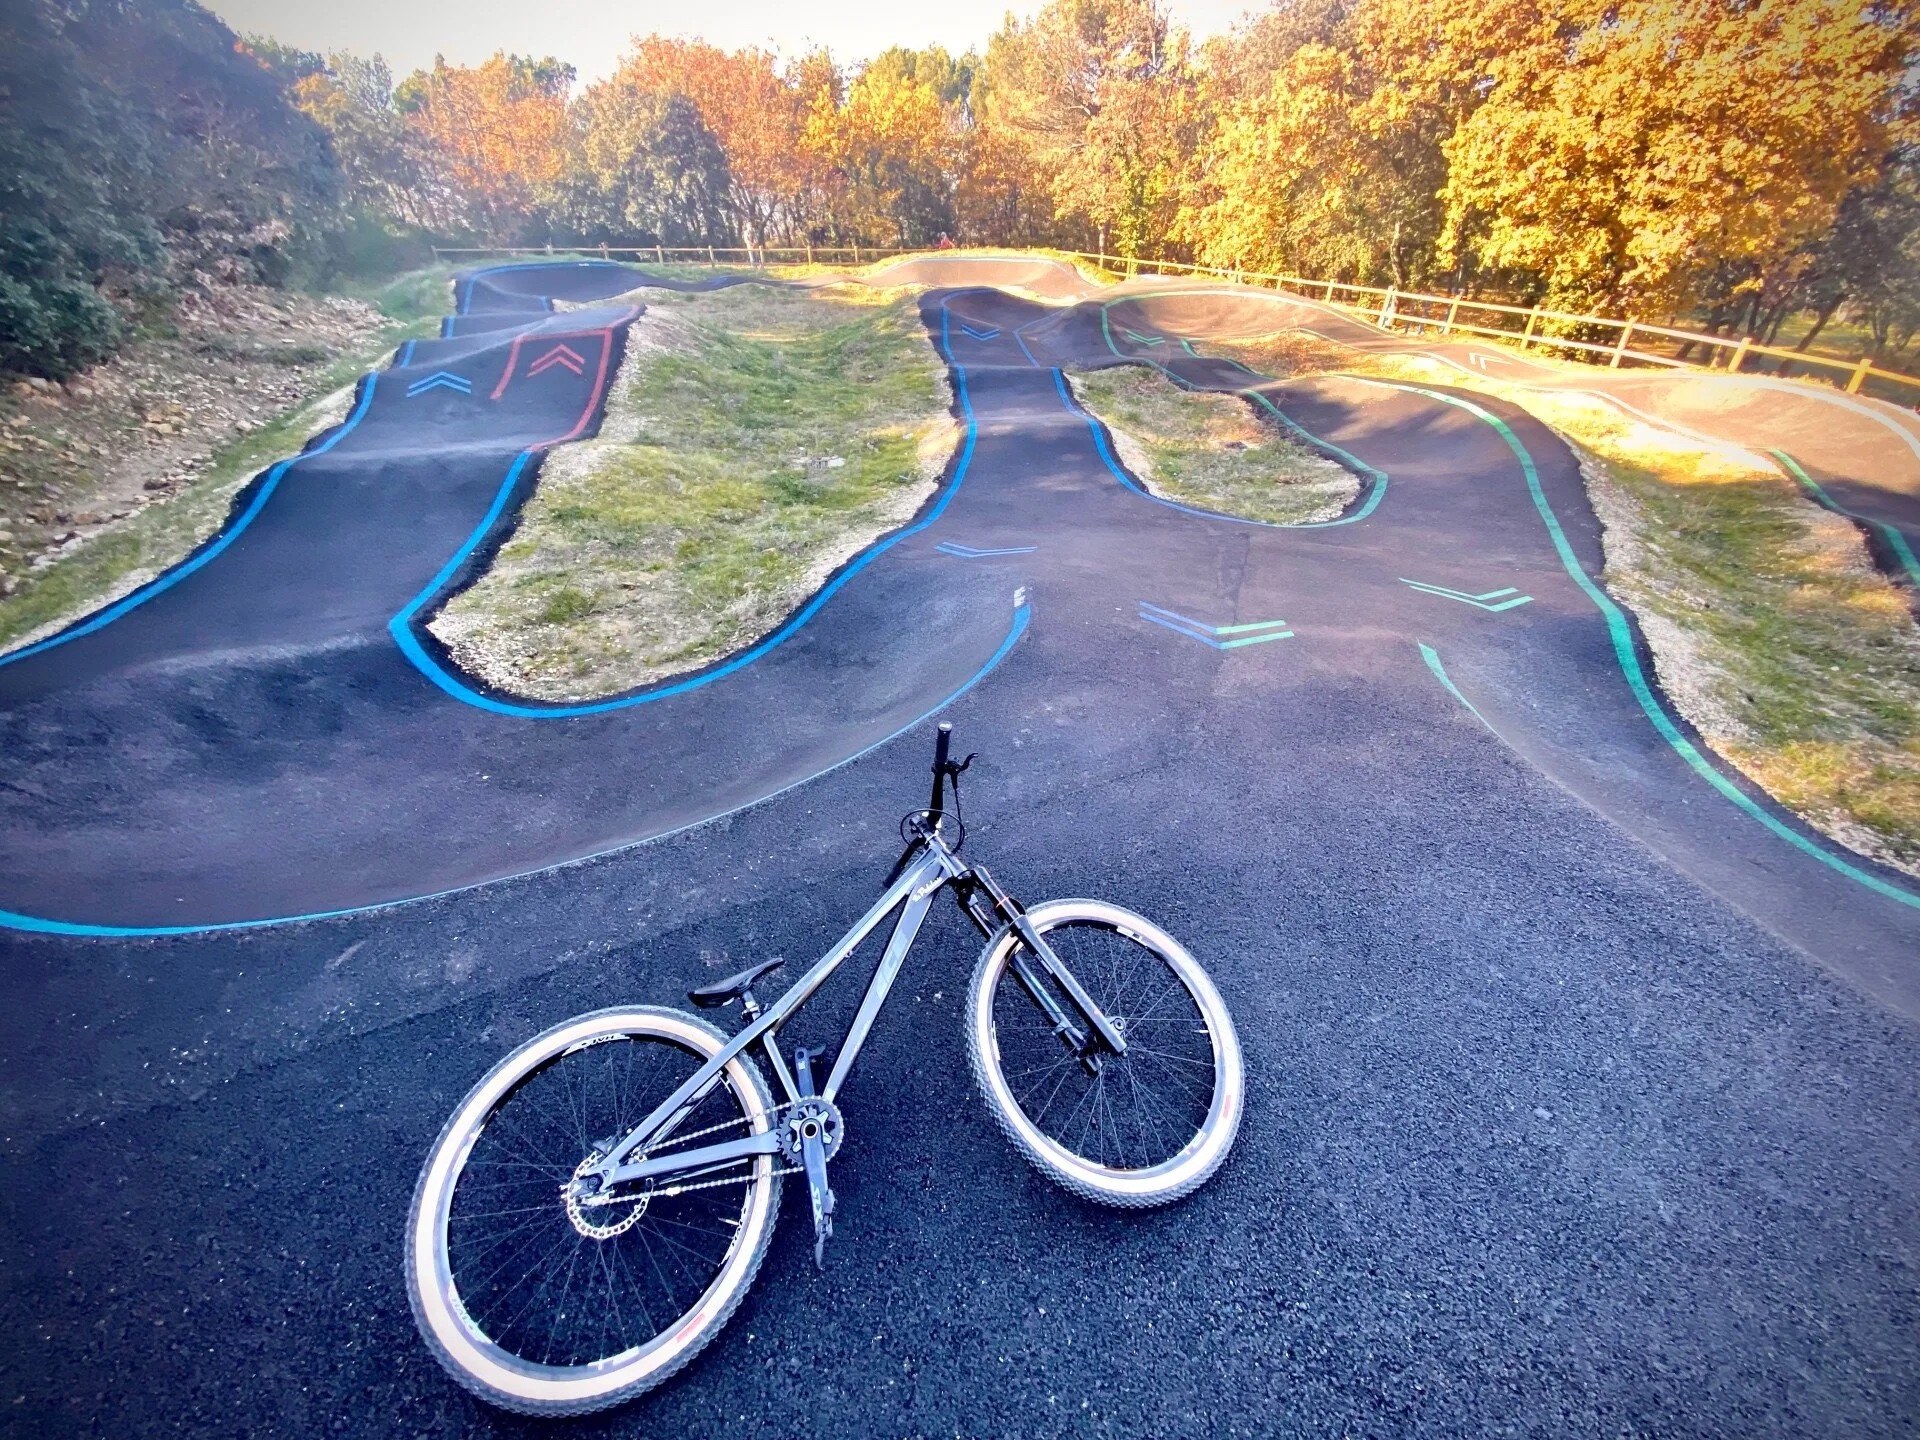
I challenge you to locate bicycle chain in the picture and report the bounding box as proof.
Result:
[602,1101,808,1200]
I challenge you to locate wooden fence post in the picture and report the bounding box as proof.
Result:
[1443,297,1459,334]
[852,240,861,263]
[1846,355,1873,394]
[707,245,715,264]
[805,240,813,264]
[1325,280,1336,302]
[1727,336,1751,374]
[1520,307,1540,350]
[1609,321,1635,368]
[1380,287,1398,328]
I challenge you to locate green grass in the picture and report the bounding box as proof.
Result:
[429,281,954,698]
[0,269,447,650]
[1068,365,1358,524]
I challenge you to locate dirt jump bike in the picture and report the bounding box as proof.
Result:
[405,723,1245,1416]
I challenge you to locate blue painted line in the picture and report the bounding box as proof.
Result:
[406,372,470,397]
[1387,382,1920,912]
[0,600,1032,937]
[1137,601,1289,636]
[1419,643,1498,734]
[935,541,1037,558]
[1054,369,1388,529]
[1138,609,1292,649]
[960,323,1001,341]
[399,338,419,366]
[1400,578,1534,612]
[1771,448,1920,587]
[1136,602,1292,649]
[0,376,382,668]
[387,295,989,716]
[439,317,452,338]
[1013,317,1044,368]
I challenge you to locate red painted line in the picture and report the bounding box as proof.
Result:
[489,308,640,400]
[533,307,639,446]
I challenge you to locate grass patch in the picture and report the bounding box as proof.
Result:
[1228,337,1920,874]
[0,269,449,651]
[428,281,956,699]
[1066,364,1359,524]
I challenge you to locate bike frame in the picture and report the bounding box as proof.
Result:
[585,824,1125,1195]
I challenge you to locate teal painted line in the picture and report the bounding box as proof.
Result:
[1388,382,1920,912]
[1240,391,1390,526]
[1136,602,1292,649]
[0,600,1033,937]
[1218,629,1294,648]
[1418,643,1497,734]
[1137,601,1288,636]
[1057,369,1389,529]
[0,373,383,667]
[1122,329,1165,346]
[1770,448,1920,587]
[390,295,986,716]
[1400,579,1533,612]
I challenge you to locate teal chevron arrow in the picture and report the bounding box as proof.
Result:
[1399,578,1533,612]
[1138,601,1293,648]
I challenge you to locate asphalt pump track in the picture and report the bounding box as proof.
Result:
[2,257,1916,989]
[2,257,1918,1438]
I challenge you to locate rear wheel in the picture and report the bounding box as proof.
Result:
[406,1006,780,1416]
[966,900,1243,1207]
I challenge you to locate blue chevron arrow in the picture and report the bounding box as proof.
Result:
[959,323,1001,341]
[935,541,1037,558]
[406,371,471,398]
[1399,578,1533,612]
[1138,601,1292,649]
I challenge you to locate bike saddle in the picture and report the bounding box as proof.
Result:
[687,957,785,1009]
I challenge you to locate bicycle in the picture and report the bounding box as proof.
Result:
[405,723,1245,1416]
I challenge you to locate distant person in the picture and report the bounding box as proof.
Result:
[936,233,956,250]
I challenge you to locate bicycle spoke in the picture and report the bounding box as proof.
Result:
[441,1030,761,1370]
[992,918,1220,1173]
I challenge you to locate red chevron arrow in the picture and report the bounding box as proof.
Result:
[527,343,586,377]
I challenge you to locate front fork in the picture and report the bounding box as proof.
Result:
[951,859,1127,1074]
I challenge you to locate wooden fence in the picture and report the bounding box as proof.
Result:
[431,244,1919,405]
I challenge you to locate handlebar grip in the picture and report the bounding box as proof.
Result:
[929,723,953,815]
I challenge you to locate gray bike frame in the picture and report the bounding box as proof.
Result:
[588,843,958,1191]
[585,825,1123,1194]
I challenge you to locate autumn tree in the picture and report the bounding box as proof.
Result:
[984,0,1200,257]
[549,83,734,246]
[804,62,960,245]
[396,53,573,239]
[1437,0,1916,317]
[612,39,810,243]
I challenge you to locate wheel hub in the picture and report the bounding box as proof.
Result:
[564,1151,649,1240]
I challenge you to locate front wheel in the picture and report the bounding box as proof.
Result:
[406,1006,781,1416]
[966,899,1243,1208]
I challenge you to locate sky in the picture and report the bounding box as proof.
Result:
[208,0,1263,81]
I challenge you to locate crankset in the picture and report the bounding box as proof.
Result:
[788,1049,843,1267]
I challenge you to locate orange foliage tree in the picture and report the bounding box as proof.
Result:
[397,53,571,239]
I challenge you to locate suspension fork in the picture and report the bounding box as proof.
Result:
[951,860,1128,1062]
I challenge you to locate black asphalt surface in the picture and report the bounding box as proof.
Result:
[3,258,1918,1438]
